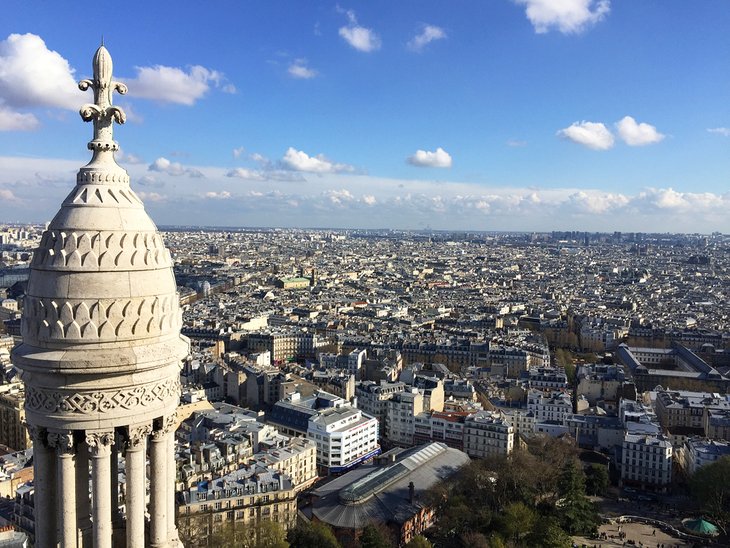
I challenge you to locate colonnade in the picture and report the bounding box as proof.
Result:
[28,414,178,548]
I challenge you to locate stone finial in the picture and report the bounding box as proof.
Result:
[78,44,127,155]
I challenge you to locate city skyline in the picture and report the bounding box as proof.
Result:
[1,1,730,232]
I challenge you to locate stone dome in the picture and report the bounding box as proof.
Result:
[12,44,189,433]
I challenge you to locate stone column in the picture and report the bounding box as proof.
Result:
[49,430,78,548]
[125,424,151,548]
[75,438,91,547]
[149,419,170,547]
[110,432,122,524]
[166,414,178,542]
[29,425,57,548]
[87,431,115,548]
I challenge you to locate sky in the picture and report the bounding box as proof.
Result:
[0,0,729,233]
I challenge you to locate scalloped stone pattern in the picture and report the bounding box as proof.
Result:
[31,230,173,271]
[67,184,143,206]
[21,294,182,343]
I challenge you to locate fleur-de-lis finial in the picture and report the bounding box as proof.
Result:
[78,45,127,155]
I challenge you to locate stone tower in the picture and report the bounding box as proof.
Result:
[12,45,188,548]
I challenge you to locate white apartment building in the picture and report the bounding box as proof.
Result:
[355,380,405,431]
[621,433,673,491]
[307,406,379,474]
[680,438,730,476]
[527,390,573,424]
[500,407,536,437]
[463,411,514,458]
[385,388,424,446]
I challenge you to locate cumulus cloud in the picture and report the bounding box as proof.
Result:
[557,121,614,150]
[0,106,39,131]
[0,33,80,111]
[232,146,246,158]
[407,25,447,52]
[513,0,610,34]
[288,59,318,79]
[338,9,381,52]
[281,147,354,173]
[615,116,664,146]
[407,147,453,168]
[205,191,231,199]
[707,127,730,137]
[125,65,231,105]
[116,149,144,165]
[0,188,18,202]
[362,194,377,205]
[136,191,166,202]
[148,157,204,177]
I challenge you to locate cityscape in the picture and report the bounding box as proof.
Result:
[1,1,730,547]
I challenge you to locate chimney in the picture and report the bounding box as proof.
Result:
[408,481,415,504]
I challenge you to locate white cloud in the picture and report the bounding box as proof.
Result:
[136,191,166,202]
[288,59,318,79]
[407,147,453,168]
[125,65,230,105]
[362,194,377,205]
[707,127,730,137]
[407,25,447,52]
[615,116,664,146]
[116,149,144,165]
[0,106,39,131]
[232,146,245,158]
[338,10,381,52]
[557,121,614,150]
[506,139,527,147]
[149,157,204,177]
[281,147,354,173]
[0,33,80,111]
[226,168,267,181]
[205,191,231,199]
[513,0,610,34]
[0,188,18,201]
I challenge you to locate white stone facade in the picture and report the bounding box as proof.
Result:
[12,46,188,548]
[621,433,673,491]
[307,406,379,473]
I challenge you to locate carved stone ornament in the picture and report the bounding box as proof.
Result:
[47,430,75,455]
[151,412,178,441]
[26,424,48,446]
[78,45,126,153]
[25,377,181,415]
[86,430,115,456]
[22,294,181,342]
[125,423,152,450]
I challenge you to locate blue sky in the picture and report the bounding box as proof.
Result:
[0,0,729,232]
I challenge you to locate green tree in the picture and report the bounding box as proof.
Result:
[584,464,609,496]
[404,535,432,548]
[287,521,341,548]
[556,460,598,535]
[500,502,536,544]
[527,517,572,548]
[359,524,394,548]
[208,519,289,548]
[690,455,730,529]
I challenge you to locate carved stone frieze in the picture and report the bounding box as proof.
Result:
[31,229,172,270]
[25,378,181,415]
[21,293,181,342]
[75,170,130,185]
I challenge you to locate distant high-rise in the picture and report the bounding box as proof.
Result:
[12,45,188,547]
